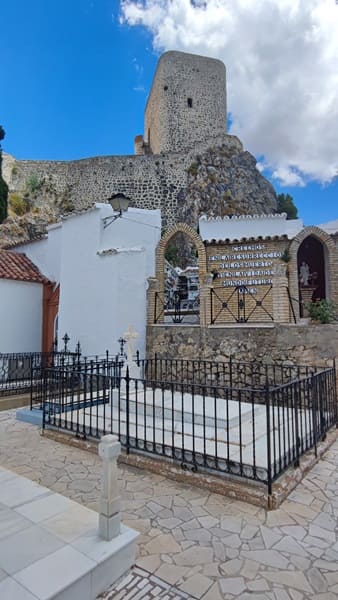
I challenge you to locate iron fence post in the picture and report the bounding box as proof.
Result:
[311,374,317,458]
[126,366,130,454]
[334,358,338,428]
[30,357,34,410]
[319,373,326,441]
[210,289,213,324]
[154,353,158,382]
[75,341,81,360]
[265,381,272,496]
[42,367,47,431]
[294,381,300,467]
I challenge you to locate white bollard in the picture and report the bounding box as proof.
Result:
[98,434,121,541]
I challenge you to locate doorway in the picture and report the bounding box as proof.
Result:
[297,236,326,317]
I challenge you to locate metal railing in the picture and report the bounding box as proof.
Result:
[210,285,273,324]
[135,356,319,394]
[42,357,337,493]
[154,292,200,324]
[0,351,80,398]
[31,353,124,410]
[266,368,337,490]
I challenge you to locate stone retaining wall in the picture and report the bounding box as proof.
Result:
[147,323,338,370]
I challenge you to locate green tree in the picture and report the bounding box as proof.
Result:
[277,193,298,220]
[0,126,8,223]
[165,242,180,266]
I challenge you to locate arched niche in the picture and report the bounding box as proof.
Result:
[288,227,336,318]
[155,223,207,294]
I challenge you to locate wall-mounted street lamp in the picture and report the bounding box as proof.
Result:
[103,193,130,229]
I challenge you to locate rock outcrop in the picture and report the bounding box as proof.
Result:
[180,140,277,226]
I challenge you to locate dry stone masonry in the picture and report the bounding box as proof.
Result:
[140,51,228,155]
[1,51,277,246]
[147,323,338,372]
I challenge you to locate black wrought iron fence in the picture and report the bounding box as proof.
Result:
[210,285,274,324]
[267,367,337,490]
[136,356,318,395]
[0,351,80,398]
[31,354,124,410]
[42,357,337,493]
[154,292,199,324]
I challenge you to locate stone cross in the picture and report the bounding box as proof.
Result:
[98,434,121,541]
[123,325,139,364]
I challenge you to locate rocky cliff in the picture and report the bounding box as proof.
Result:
[180,140,277,226]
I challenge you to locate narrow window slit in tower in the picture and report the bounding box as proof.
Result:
[187,98,193,108]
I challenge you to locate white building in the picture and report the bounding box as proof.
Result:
[0,250,48,353]
[5,204,161,357]
[199,213,304,242]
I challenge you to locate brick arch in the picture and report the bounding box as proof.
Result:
[288,226,337,317]
[156,223,207,292]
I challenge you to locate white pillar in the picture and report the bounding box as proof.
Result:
[98,434,121,541]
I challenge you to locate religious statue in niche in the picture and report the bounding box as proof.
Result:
[299,261,311,286]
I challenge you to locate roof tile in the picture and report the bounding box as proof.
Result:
[0,250,48,284]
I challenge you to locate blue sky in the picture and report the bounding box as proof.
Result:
[1,0,337,226]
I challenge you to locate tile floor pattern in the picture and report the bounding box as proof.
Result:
[102,567,193,599]
[0,466,139,600]
[1,409,338,599]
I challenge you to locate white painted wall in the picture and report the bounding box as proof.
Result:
[318,220,338,235]
[199,213,304,241]
[0,280,43,353]
[13,225,62,283]
[57,205,161,358]
[8,204,160,357]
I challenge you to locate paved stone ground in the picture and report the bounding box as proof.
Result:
[103,567,193,599]
[1,410,338,600]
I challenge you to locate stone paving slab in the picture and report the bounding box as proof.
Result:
[0,464,138,600]
[1,409,338,599]
[101,566,192,599]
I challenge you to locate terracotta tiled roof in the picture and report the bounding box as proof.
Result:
[4,235,47,250]
[0,250,48,284]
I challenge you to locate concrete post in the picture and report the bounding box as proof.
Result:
[200,273,214,328]
[147,276,161,324]
[98,434,121,541]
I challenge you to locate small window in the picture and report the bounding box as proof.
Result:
[187,98,193,108]
[164,85,168,91]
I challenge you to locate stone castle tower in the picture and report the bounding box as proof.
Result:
[1,51,277,247]
[135,51,227,155]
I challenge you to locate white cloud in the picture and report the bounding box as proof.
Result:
[120,0,338,186]
[272,166,305,187]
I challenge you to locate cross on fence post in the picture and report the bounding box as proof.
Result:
[62,333,70,352]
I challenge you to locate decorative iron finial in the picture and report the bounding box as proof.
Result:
[118,337,127,359]
[62,333,70,352]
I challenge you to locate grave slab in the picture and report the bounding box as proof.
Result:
[0,466,138,600]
